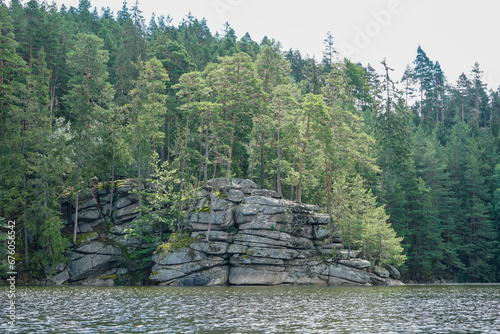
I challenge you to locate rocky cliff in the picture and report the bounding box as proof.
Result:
[150,178,403,286]
[46,179,147,286]
[43,178,402,286]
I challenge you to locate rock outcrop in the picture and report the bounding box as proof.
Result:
[48,180,149,286]
[43,178,402,287]
[150,178,403,287]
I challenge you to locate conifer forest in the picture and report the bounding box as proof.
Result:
[1,0,499,283]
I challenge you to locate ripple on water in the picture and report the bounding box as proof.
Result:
[1,285,499,333]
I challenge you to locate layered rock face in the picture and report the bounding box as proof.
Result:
[48,180,147,286]
[150,178,402,286]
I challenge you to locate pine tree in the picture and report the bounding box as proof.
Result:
[126,56,168,216]
[64,33,114,244]
[0,2,27,223]
[207,52,262,178]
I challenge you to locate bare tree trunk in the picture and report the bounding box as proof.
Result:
[73,138,82,245]
[204,121,210,182]
[109,152,115,222]
[161,116,166,165]
[22,140,29,269]
[73,191,79,245]
[276,108,282,197]
[250,139,257,181]
[290,153,296,201]
[297,116,311,203]
[260,133,265,189]
[137,131,142,218]
[227,112,236,176]
[177,117,189,231]
[205,158,218,242]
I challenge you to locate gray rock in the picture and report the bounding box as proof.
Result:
[262,206,287,215]
[74,242,121,256]
[189,223,226,232]
[370,273,404,286]
[250,189,281,198]
[205,178,238,192]
[329,263,372,284]
[51,269,70,285]
[75,209,100,221]
[189,209,234,227]
[230,254,285,266]
[234,232,313,249]
[112,235,142,247]
[235,203,261,217]
[227,244,249,254]
[374,265,390,278]
[175,266,230,286]
[328,277,369,286]
[229,266,288,285]
[210,196,235,211]
[238,214,284,230]
[191,231,231,242]
[97,187,108,195]
[385,264,401,279]
[231,178,258,189]
[116,180,137,194]
[68,251,121,282]
[77,223,93,233]
[113,196,134,210]
[99,193,113,204]
[313,225,331,240]
[227,189,245,202]
[113,203,139,223]
[151,256,226,283]
[338,259,371,270]
[311,213,331,225]
[337,250,361,259]
[153,248,205,266]
[116,268,129,275]
[189,242,229,255]
[246,248,299,260]
[244,196,288,207]
[151,267,187,282]
[110,223,131,236]
[80,198,98,210]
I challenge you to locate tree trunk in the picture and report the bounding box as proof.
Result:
[177,116,189,231]
[22,140,29,269]
[73,143,81,245]
[205,157,218,242]
[297,116,311,203]
[161,117,166,165]
[260,132,265,189]
[227,112,236,175]
[109,151,115,222]
[137,131,142,217]
[204,120,210,182]
[73,191,79,245]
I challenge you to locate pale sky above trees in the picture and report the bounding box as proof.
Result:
[20,0,500,88]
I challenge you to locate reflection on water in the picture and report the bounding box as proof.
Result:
[2,285,499,333]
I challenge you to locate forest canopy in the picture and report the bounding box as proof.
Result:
[0,0,499,282]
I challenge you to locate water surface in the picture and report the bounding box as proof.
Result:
[2,284,499,333]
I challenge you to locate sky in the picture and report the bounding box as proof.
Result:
[23,0,500,89]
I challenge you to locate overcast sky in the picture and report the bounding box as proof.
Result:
[31,0,500,89]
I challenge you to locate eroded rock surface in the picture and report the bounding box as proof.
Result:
[150,178,403,287]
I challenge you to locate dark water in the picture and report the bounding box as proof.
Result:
[2,284,499,333]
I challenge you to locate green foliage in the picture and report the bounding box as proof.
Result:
[126,161,184,246]
[2,1,500,283]
[154,230,193,255]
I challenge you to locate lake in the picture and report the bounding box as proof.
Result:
[2,284,499,333]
